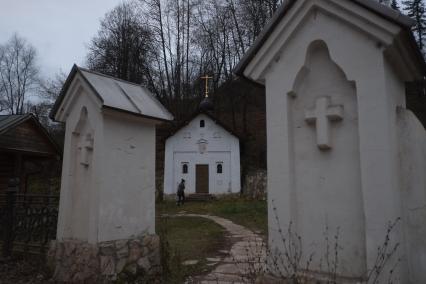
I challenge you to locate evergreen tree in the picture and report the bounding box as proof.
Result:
[402,0,426,52]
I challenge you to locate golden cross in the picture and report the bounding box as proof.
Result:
[201,75,213,98]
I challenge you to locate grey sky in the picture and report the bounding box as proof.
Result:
[0,0,124,79]
[0,0,407,81]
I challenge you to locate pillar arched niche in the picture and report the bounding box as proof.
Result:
[287,40,366,278]
[67,107,94,241]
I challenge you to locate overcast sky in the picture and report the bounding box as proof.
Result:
[0,0,124,79]
[0,0,407,81]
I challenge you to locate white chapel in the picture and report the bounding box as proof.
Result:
[163,96,241,196]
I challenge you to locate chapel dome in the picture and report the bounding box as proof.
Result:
[199,97,214,112]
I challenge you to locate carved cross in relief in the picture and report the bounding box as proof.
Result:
[79,134,94,166]
[305,96,343,150]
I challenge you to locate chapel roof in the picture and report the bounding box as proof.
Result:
[199,97,214,112]
[50,65,174,122]
[234,0,426,77]
[165,108,241,141]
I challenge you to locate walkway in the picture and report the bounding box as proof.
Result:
[173,214,266,284]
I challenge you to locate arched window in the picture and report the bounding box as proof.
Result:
[182,163,188,174]
[217,163,223,174]
[200,120,205,128]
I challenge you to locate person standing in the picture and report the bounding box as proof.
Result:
[177,179,185,206]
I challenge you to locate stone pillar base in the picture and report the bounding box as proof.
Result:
[48,235,161,283]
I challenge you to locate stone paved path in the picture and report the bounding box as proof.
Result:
[172,214,266,284]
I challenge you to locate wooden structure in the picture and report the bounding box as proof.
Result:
[195,164,209,194]
[0,114,61,193]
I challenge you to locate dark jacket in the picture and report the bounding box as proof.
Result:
[177,182,185,196]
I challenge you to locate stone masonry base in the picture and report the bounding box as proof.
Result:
[47,235,161,283]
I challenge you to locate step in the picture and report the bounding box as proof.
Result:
[186,194,215,202]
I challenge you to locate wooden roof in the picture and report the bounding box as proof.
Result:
[0,115,31,134]
[0,114,61,157]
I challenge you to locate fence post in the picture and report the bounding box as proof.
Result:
[2,178,19,257]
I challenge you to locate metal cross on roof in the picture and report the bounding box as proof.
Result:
[201,75,213,98]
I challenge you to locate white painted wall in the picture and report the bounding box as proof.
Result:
[287,41,366,276]
[397,109,426,284]
[240,0,426,282]
[56,80,103,244]
[164,114,240,195]
[56,74,157,244]
[260,9,401,279]
[98,112,156,241]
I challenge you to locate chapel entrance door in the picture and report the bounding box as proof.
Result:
[195,164,209,194]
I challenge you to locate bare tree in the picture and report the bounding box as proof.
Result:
[140,0,172,99]
[0,33,39,114]
[137,0,200,116]
[86,0,284,118]
[38,71,67,102]
[32,71,67,124]
[192,0,283,86]
[86,2,156,89]
[0,80,6,112]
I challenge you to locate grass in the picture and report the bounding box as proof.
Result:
[156,197,268,283]
[157,216,227,261]
[156,198,267,283]
[157,197,268,236]
[156,216,229,283]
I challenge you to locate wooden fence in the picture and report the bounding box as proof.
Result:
[0,179,59,256]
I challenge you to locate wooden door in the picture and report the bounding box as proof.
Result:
[196,164,209,194]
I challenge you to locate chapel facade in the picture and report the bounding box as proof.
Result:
[163,99,241,196]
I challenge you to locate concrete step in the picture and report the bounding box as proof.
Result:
[186,193,215,202]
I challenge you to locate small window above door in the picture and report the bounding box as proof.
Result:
[200,120,205,128]
[182,163,189,174]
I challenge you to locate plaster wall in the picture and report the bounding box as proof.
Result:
[288,41,366,276]
[397,109,426,283]
[57,81,103,244]
[98,113,156,242]
[258,2,416,281]
[164,114,240,195]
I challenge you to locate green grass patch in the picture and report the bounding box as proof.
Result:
[156,216,228,283]
[157,198,268,236]
[157,216,226,260]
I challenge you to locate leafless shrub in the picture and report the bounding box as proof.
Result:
[232,234,268,283]
[366,218,401,284]
[241,200,401,284]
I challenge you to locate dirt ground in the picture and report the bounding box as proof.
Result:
[0,256,52,284]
